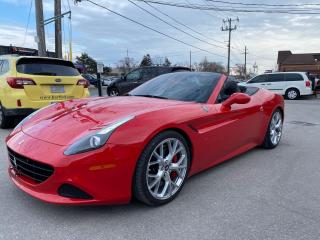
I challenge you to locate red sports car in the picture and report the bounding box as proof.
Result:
[6,72,284,206]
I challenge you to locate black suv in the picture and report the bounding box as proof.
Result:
[107,66,190,96]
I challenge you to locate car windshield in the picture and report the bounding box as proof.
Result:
[130,72,221,103]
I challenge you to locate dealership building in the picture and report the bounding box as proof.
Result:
[278,50,320,76]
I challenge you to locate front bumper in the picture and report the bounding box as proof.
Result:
[6,131,139,205]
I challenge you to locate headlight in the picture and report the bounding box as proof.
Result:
[64,116,135,155]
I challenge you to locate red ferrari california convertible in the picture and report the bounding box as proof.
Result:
[6,72,284,206]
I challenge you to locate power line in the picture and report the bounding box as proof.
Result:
[134,1,320,14]
[74,0,227,58]
[22,0,33,47]
[204,0,320,8]
[202,0,238,18]
[185,0,221,20]
[143,0,226,45]
[128,0,226,49]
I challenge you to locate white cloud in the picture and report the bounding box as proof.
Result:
[1,0,320,72]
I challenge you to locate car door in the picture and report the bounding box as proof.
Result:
[120,68,143,93]
[141,67,157,84]
[199,81,264,166]
[266,74,286,95]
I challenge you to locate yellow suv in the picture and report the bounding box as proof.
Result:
[0,55,90,128]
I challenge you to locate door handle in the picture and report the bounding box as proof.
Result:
[266,83,271,85]
[261,84,266,85]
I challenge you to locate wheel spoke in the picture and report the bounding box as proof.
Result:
[149,158,161,167]
[153,151,162,160]
[154,179,161,194]
[149,176,161,189]
[159,180,169,198]
[176,170,183,179]
[176,154,186,165]
[172,140,179,155]
[170,162,187,171]
[159,143,164,158]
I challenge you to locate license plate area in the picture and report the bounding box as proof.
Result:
[51,85,65,93]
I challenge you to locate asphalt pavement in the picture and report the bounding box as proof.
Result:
[0,97,320,240]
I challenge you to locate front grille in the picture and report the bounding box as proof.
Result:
[8,148,54,183]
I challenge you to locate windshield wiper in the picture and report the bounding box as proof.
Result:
[131,94,168,99]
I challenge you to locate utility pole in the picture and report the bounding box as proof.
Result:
[54,0,62,59]
[221,17,239,75]
[243,46,248,78]
[189,50,192,69]
[68,12,72,61]
[35,0,46,56]
[253,62,258,74]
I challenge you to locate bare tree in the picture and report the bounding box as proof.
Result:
[196,57,226,73]
[117,57,137,74]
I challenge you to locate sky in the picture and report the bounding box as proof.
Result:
[0,0,320,73]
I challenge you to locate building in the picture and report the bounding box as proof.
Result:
[0,45,55,57]
[278,50,320,76]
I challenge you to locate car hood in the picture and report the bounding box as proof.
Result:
[22,96,185,146]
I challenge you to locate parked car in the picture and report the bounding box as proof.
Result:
[107,66,191,96]
[6,72,284,206]
[0,55,90,128]
[82,73,98,86]
[240,72,313,100]
[102,76,117,86]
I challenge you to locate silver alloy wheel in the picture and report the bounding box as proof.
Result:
[270,111,283,145]
[146,138,188,200]
[287,89,298,100]
[109,89,119,96]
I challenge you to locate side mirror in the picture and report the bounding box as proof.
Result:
[221,93,251,110]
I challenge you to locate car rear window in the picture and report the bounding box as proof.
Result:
[16,58,79,76]
[285,73,304,81]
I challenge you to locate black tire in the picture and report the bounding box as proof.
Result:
[261,109,283,149]
[133,130,191,206]
[107,87,120,96]
[0,104,14,129]
[285,88,300,100]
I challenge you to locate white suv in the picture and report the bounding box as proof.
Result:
[241,72,313,100]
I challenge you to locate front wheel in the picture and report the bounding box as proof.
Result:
[0,104,13,129]
[108,87,119,96]
[133,131,191,206]
[261,109,283,149]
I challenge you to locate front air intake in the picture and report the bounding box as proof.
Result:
[58,184,93,200]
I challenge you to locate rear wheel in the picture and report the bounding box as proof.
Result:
[261,109,283,149]
[108,87,119,96]
[285,88,300,100]
[0,104,13,129]
[133,131,191,206]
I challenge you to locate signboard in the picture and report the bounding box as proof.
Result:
[97,62,104,73]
